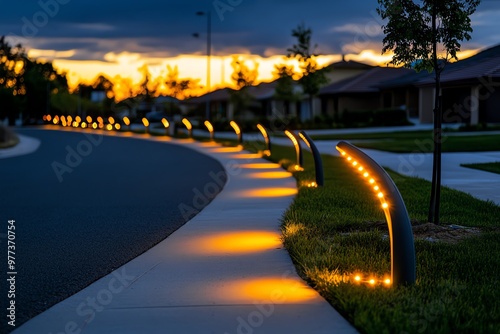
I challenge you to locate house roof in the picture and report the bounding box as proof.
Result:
[185,87,234,104]
[323,59,373,71]
[185,80,292,103]
[418,44,500,85]
[379,44,500,88]
[318,67,413,95]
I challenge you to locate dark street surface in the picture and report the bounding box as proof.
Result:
[0,129,226,331]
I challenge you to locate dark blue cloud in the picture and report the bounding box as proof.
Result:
[0,0,497,60]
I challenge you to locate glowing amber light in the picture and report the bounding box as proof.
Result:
[72,121,79,128]
[247,171,291,179]
[298,132,311,149]
[222,278,317,303]
[240,163,281,169]
[230,120,241,135]
[191,231,281,255]
[284,130,298,146]
[123,117,130,126]
[378,192,384,198]
[108,117,115,125]
[369,178,375,184]
[382,203,389,209]
[238,187,298,198]
[81,122,87,129]
[374,186,380,191]
[354,275,361,282]
[67,116,73,124]
[52,117,59,125]
[98,123,104,129]
[92,122,98,129]
[257,124,268,139]
[115,123,121,130]
[106,124,113,131]
[231,153,262,159]
[384,278,391,285]
[97,116,103,123]
[358,166,364,171]
[75,116,81,123]
[363,172,369,178]
[369,279,376,285]
[86,116,92,123]
[210,146,242,153]
[353,161,358,166]
[162,118,170,128]
[182,118,192,130]
[142,118,150,127]
[204,120,213,133]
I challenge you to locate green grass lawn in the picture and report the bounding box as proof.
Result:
[352,134,500,153]
[309,130,433,141]
[258,143,500,333]
[461,162,500,175]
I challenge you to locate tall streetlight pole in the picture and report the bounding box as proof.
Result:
[196,10,211,121]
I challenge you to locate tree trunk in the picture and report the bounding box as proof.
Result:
[428,0,442,225]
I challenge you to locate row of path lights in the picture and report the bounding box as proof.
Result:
[41,114,416,286]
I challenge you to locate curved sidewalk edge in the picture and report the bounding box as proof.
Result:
[14,135,357,334]
[0,135,40,159]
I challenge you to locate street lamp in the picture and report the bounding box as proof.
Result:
[195,10,211,121]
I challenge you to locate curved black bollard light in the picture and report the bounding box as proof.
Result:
[122,117,131,131]
[336,141,416,286]
[204,120,215,140]
[284,130,303,171]
[256,124,271,156]
[182,118,193,138]
[162,118,170,136]
[230,121,243,144]
[298,131,324,187]
[142,118,150,134]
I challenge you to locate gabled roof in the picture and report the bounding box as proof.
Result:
[318,67,413,95]
[185,79,295,103]
[186,87,234,104]
[418,44,500,85]
[379,44,500,88]
[323,59,373,71]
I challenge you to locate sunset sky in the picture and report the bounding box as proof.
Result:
[2,0,499,98]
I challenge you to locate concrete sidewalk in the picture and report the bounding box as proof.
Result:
[13,133,357,334]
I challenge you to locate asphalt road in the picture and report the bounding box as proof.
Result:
[0,129,226,331]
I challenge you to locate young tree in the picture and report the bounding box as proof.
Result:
[377,0,480,224]
[165,65,200,100]
[229,56,259,118]
[273,63,300,115]
[287,23,328,121]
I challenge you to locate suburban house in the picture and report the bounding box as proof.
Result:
[318,66,414,120]
[380,44,500,124]
[183,58,375,122]
[182,46,500,125]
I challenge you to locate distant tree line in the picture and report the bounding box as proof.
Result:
[0,36,68,125]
